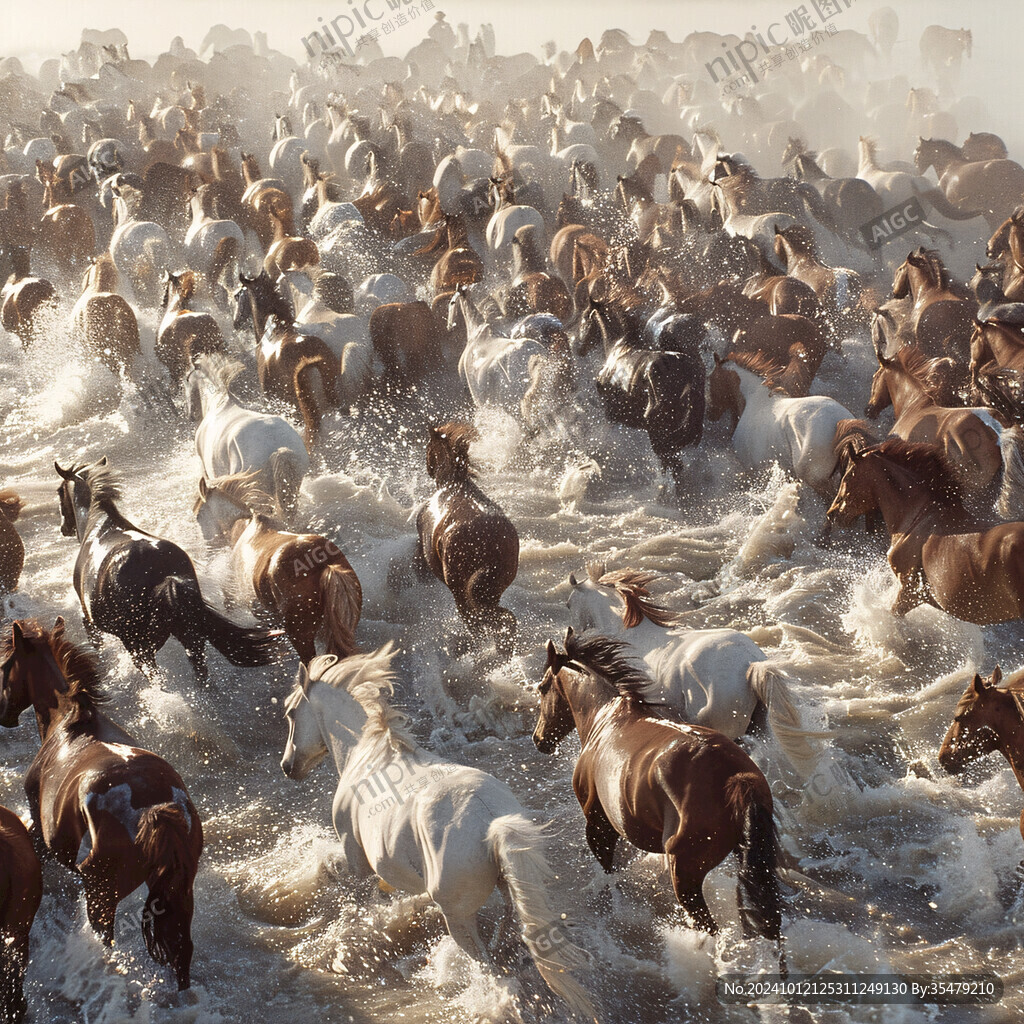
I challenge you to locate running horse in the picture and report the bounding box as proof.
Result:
[891,248,976,361]
[234,270,341,451]
[416,423,519,659]
[55,458,284,683]
[193,473,362,664]
[533,630,786,966]
[0,803,41,1023]
[827,438,1024,623]
[939,667,1024,857]
[156,269,225,384]
[71,255,141,376]
[0,618,202,989]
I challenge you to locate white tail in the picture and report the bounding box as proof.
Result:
[997,425,1024,521]
[747,661,829,777]
[487,815,596,1020]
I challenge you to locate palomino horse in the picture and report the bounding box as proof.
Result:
[707,354,852,496]
[939,667,1024,856]
[0,490,24,593]
[280,646,595,1017]
[55,458,284,682]
[891,249,976,360]
[864,342,1023,516]
[915,137,1024,230]
[184,354,309,522]
[71,255,141,376]
[0,803,41,1023]
[0,619,202,989]
[193,473,362,664]
[156,270,225,384]
[235,271,341,451]
[533,630,786,963]
[417,423,518,659]
[0,246,57,346]
[827,439,1024,623]
[566,565,821,774]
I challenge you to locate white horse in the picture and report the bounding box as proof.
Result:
[448,286,545,410]
[109,183,171,307]
[485,178,546,256]
[281,646,594,1018]
[184,185,246,282]
[708,356,853,495]
[566,565,823,776]
[184,354,308,521]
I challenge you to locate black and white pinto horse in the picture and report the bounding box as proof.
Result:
[55,459,284,683]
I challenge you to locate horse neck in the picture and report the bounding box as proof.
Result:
[559,669,617,745]
[885,366,930,416]
[733,366,771,414]
[245,286,271,338]
[92,260,118,293]
[313,684,369,780]
[992,702,1024,790]
[925,144,962,178]
[797,154,827,180]
[865,463,939,535]
[27,648,68,741]
[457,293,486,335]
[858,140,878,175]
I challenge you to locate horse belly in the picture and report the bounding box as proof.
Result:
[926,531,1024,623]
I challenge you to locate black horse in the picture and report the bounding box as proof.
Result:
[55,459,284,683]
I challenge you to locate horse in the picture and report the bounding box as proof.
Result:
[55,458,285,683]
[184,354,308,523]
[772,224,862,319]
[485,173,545,256]
[707,354,852,496]
[970,319,1024,380]
[35,160,95,277]
[505,224,572,322]
[235,270,341,451]
[0,618,202,990]
[891,248,976,360]
[183,184,244,285]
[416,423,518,659]
[109,182,171,307]
[71,255,141,376]
[0,246,56,347]
[0,490,24,594]
[280,646,595,1017]
[566,565,821,774]
[156,270,225,384]
[939,667,1024,856]
[0,803,41,1023]
[827,438,1024,623]
[193,474,362,664]
[368,300,448,387]
[533,629,786,965]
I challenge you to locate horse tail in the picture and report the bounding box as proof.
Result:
[294,355,330,452]
[0,490,23,523]
[210,234,239,292]
[320,561,362,658]
[155,575,284,667]
[268,447,306,521]
[911,183,985,222]
[728,775,786,964]
[747,661,827,778]
[487,815,597,1019]
[996,425,1024,520]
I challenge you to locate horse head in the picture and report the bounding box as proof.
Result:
[533,634,579,753]
[939,668,1006,774]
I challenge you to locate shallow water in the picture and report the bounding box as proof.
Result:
[2,284,1021,1024]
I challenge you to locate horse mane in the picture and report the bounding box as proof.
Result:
[910,247,952,289]
[428,421,479,483]
[196,351,245,391]
[80,462,122,505]
[728,348,787,384]
[891,346,954,402]
[309,643,416,755]
[586,563,682,628]
[562,630,668,706]
[199,469,276,516]
[871,437,963,503]
[1,620,110,724]
[832,418,878,465]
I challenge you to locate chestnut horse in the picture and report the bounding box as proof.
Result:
[156,269,225,384]
[0,619,202,990]
[0,490,24,593]
[71,255,141,376]
[0,247,57,347]
[533,630,785,964]
[939,667,1024,857]
[827,439,1024,623]
[193,473,362,664]
[891,249,976,360]
[0,804,41,1023]
[416,423,518,659]
[970,319,1024,381]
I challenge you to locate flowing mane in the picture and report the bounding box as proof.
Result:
[427,421,479,484]
[727,349,788,388]
[887,346,957,403]
[586,563,683,629]
[79,461,122,505]
[195,351,245,392]
[870,438,963,504]
[2,619,110,722]
[195,469,276,516]
[562,630,675,708]
[910,248,952,289]
[307,643,417,755]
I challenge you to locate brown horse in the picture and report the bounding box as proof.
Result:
[156,270,225,383]
[827,439,1024,623]
[416,423,518,659]
[0,803,41,1024]
[742,273,822,321]
[730,313,828,395]
[505,224,572,321]
[533,630,785,962]
[864,343,1007,502]
[413,213,484,294]
[263,209,320,281]
[970,319,1024,381]
[891,249,976,360]
[772,223,862,318]
[0,490,24,594]
[35,160,95,277]
[369,301,447,386]
[939,667,1024,855]
[0,619,203,989]
[71,255,141,376]
[193,473,362,664]
[0,247,57,347]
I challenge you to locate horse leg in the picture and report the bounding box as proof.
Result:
[745,698,769,739]
[82,872,119,946]
[183,641,210,687]
[668,854,717,933]
[584,804,619,873]
[284,608,318,665]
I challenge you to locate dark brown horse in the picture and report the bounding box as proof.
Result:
[416,423,518,659]
[0,619,203,989]
[369,300,447,386]
[0,490,24,594]
[827,439,1024,623]
[0,803,41,1023]
[891,248,976,360]
[156,269,225,384]
[939,667,1024,855]
[533,630,785,964]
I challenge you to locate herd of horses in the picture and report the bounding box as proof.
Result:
[1,11,1024,1023]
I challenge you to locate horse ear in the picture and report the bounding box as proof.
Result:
[198,477,209,498]
[10,621,24,648]
[98,456,108,467]
[564,625,575,643]
[976,263,983,272]
[991,665,1003,686]
[970,672,986,693]
[568,572,579,587]
[298,662,313,693]
[52,616,66,639]
[545,638,557,668]
[54,460,73,479]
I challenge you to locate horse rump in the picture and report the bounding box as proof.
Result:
[154,575,285,667]
[267,447,306,521]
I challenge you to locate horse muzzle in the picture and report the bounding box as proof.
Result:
[532,732,557,755]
